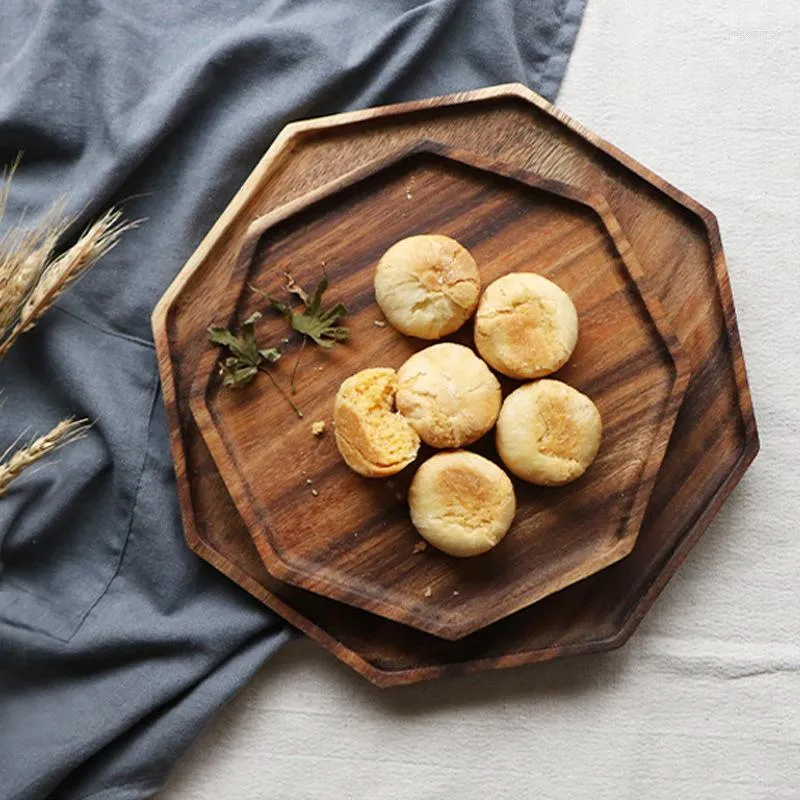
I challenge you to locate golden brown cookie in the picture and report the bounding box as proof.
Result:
[408,450,516,557]
[396,343,502,448]
[495,379,602,486]
[374,235,481,339]
[474,272,578,378]
[334,368,420,478]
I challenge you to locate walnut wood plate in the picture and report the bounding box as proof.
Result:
[189,145,688,641]
[153,85,757,685]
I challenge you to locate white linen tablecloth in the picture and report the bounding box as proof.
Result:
[161,2,800,797]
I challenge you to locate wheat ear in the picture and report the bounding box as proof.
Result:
[0,208,136,360]
[0,418,90,496]
[0,156,18,222]
[0,159,72,333]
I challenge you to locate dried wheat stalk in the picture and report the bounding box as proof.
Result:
[0,156,16,221]
[0,207,136,360]
[0,157,134,494]
[0,159,72,334]
[0,418,91,496]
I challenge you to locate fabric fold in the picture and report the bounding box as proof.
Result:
[0,1,587,797]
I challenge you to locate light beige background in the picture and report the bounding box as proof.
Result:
[162,2,800,797]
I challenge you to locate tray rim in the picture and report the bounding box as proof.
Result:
[189,142,691,641]
[152,83,758,686]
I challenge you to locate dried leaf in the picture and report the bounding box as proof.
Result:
[208,315,302,417]
[208,312,281,389]
[291,302,349,349]
[259,347,281,364]
[252,272,350,349]
[283,272,309,305]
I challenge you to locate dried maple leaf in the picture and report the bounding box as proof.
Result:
[253,272,349,349]
[208,312,302,417]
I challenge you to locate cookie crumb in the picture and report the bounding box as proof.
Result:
[412,541,428,554]
[373,319,386,328]
[310,420,326,437]
[311,488,319,497]
[423,586,432,598]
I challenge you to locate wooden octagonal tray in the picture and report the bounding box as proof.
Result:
[152,84,757,686]
[190,144,687,641]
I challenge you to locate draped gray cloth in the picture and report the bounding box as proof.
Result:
[0,1,587,797]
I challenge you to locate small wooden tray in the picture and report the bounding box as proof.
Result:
[190,145,687,641]
[153,85,757,686]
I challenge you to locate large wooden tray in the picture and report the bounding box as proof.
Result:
[190,144,687,641]
[152,84,757,686]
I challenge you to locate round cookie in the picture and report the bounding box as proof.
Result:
[409,451,516,558]
[374,235,481,339]
[496,379,602,486]
[334,367,420,478]
[474,272,578,378]
[396,343,502,448]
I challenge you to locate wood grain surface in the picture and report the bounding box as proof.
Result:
[189,145,687,641]
[152,84,757,686]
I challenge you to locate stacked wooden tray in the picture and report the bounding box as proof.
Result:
[152,84,757,687]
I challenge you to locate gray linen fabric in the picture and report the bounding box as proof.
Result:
[0,1,587,797]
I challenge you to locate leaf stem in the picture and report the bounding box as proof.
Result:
[258,364,303,418]
[290,336,306,394]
